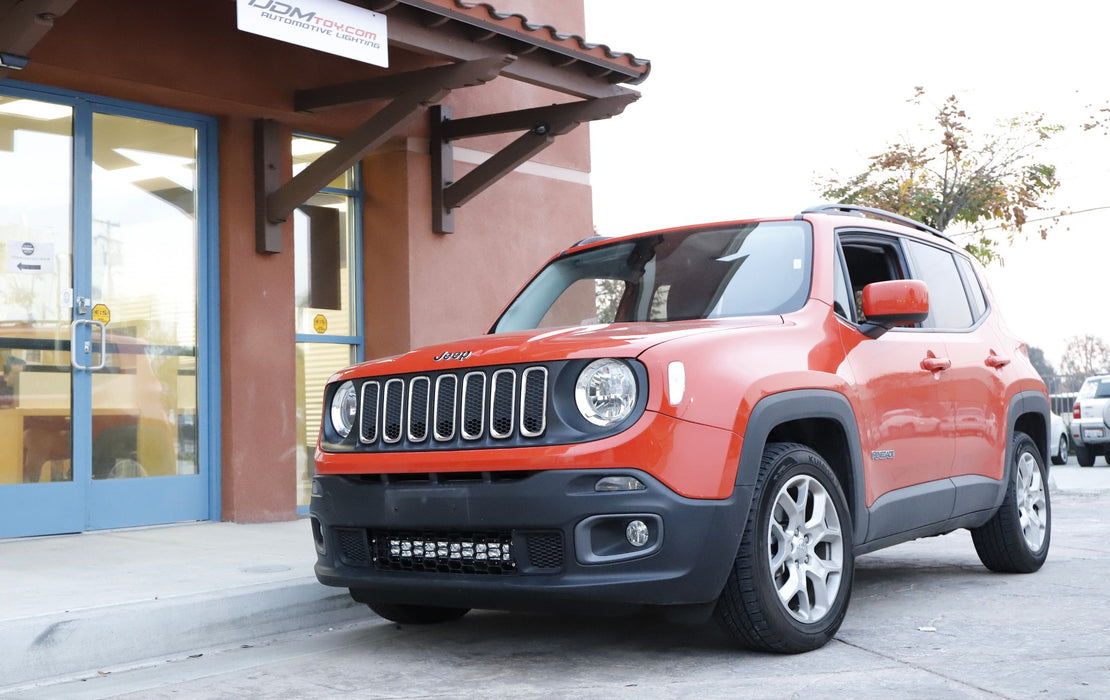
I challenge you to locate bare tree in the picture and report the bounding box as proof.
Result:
[1060,334,1110,389]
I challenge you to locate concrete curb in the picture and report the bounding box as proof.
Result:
[0,578,364,690]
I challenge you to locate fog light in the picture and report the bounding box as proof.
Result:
[626,520,650,547]
[595,475,646,492]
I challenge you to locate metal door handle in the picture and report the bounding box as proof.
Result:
[985,354,1010,369]
[70,319,107,371]
[921,356,951,372]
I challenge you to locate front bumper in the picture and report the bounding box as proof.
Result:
[310,469,751,612]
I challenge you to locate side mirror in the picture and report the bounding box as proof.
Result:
[860,279,929,338]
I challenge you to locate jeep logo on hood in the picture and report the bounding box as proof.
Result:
[433,350,472,362]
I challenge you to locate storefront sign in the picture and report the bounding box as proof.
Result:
[6,240,55,274]
[236,0,388,67]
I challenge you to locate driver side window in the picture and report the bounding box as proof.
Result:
[838,234,910,324]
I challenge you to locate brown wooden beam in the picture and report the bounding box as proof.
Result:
[254,118,283,254]
[430,105,454,234]
[443,129,554,211]
[430,94,640,231]
[266,56,515,232]
[442,93,639,140]
[294,54,515,112]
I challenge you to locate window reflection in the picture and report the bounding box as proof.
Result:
[0,96,74,485]
[90,113,199,479]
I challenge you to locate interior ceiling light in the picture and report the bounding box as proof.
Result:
[99,148,196,188]
[0,98,71,121]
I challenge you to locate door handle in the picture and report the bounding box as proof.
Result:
[985,354,1010,369]
[921,355,951,372]
[70,319,107,371]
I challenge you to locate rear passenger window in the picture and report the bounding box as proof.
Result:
[904,240,973,329]
[955,255,988,320]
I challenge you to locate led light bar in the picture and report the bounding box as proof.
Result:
[374,531,516,574]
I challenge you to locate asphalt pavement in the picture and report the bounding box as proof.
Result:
[2,460,1109,697]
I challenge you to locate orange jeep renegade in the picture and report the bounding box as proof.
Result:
[310,205,1051,653]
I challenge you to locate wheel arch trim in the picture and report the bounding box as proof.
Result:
[736,390,868,546]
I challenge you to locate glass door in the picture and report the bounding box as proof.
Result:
[0,93,82,536]
[83,110,207,529]
[0,87,214,537]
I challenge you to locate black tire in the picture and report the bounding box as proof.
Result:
[367,602,470,625]
[1050,434,1068,466]
[971,432,1050,573]
[1076,443,1095,468]
[714,443,853,654]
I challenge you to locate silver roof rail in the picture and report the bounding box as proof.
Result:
[801,204,954,243]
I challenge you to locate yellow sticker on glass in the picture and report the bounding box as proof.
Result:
[91,303,111,324]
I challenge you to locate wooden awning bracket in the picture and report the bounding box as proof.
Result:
[431,91,639,234]
[255,55,516,253]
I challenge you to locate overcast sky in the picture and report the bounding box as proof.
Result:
[584,0,1109,368]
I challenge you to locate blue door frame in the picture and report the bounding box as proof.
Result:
[0,81,220,538]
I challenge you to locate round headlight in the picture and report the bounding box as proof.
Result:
[330,380,358,438]
[575,359,637,427]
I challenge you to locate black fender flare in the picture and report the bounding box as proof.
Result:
[997,390,1051,510]
[735,389,868,546]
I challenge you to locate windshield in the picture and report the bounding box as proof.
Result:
[492,221,812,333]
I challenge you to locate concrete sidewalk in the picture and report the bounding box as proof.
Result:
[0,519,365,690]
[2,462,1109,692]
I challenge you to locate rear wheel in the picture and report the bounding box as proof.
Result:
[971,431,1050,573]
[714,443,853,654]
[1076,443,1095,468]
[1050,434,1068,466]
[366,602,470,625]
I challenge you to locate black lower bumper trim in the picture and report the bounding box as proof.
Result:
[310,469,751,610]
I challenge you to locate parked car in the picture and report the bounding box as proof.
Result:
[310,205,1052,654]
[1072,375,1110,467]
[1050,412,1070,465]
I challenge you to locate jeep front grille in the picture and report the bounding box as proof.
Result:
[358,366,548,448]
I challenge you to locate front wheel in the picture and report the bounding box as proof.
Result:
[366,602,470,625]
[971,431,1050,573]
[714,443,853,654]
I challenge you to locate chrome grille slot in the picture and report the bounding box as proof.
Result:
[382,378,405,444]
[351,366,550,449]
[408,376,430,442]
[433,375,458,441]
[359,381,381,444]
[489,369,517,439]
[520,367,548,437]
[461,372,487,440]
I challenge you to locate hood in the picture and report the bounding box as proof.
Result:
[332,317,784,381]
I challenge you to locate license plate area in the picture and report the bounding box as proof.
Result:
[1084,428,1105,441]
